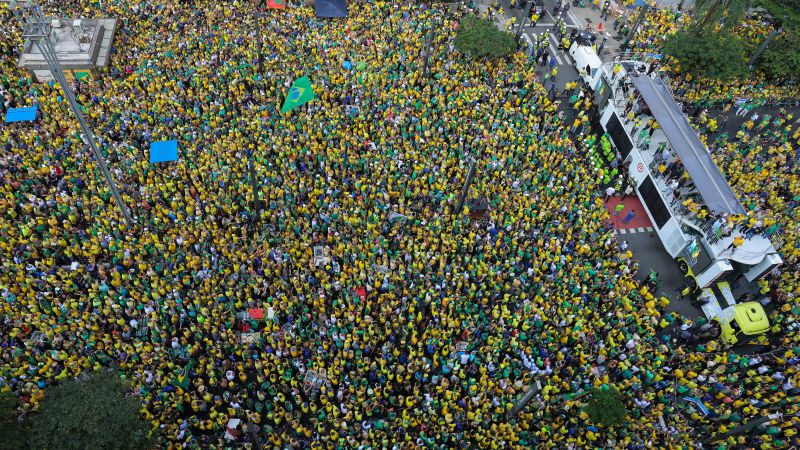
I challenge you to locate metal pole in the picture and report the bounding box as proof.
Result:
[385,1,395,35]
[622,5,647,50]
[248,149,260,229]
[516,0,534,41]
[705,414,786,445]
[423,24,435,78]
[250,0,265,227]
[6,0,132,224]
[456,159,476,214]
[245,414,264,449]
[748,27,781,67]
[254,4,265,74]
[509,379,542,417]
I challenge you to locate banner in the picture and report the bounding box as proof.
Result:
[4,105,38,123]
[149,140,179,163]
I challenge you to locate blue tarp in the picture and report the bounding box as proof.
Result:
[315,0,348,17]
[149,140,179,163]
[4,105,38,123]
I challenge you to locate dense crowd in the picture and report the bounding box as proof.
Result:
[617,5,800,106]
[1,0,799,449]
[707,106,800,318]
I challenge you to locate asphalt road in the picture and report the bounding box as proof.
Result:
[704,104,800,140]
[478,0,583,95]
[622,229,704,319]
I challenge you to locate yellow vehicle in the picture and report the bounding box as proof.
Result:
[716,302,770,346]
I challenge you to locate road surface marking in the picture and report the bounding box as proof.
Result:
[567,9,582,29]
[548,33,564,65]
[522,33,533,54]
[616,226,655,234]
[546,9,579,28]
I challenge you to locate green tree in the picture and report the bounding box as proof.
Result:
[0,393,27,450]
[757,29,800,80]
[454,14,517,59]
[695,0,752,30]
[664,27,749,80]
[757,0,800,30]
[26,370,154,450]
[585,387,628,427]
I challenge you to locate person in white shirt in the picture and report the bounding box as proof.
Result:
[604,186,616,201]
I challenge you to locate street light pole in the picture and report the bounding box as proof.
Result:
[254,2,265,74]
[245,413,264,449]
[423,23,435,78]
[247,148,260,232]
[516,0,534,42]
[622,4,648,51]
[455,158,477,215]
[705,413,790,446]
[748,27,781,68]
[248,0,266,229]
[4,0,132,225]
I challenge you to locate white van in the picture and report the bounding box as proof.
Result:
[569,42,603,90]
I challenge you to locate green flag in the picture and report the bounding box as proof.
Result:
[172,362,191,390]
[281,76,315,113]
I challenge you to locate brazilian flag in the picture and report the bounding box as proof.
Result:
[281,76,315,113]
[172,362,191,390]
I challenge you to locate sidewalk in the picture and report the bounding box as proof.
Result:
[566,2,624,56]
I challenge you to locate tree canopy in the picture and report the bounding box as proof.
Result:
[664,27,748,80]
[585,387,628,427]
[757,29,800,80]
[694,0,752,30]
[26,370,154,450]
[0,393,27,450]
[454,14,517,59]
[757,0,800,30]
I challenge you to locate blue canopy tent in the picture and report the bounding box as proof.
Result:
[4,105,38,123]
[316,0,348,17]
[149,140,179,163]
